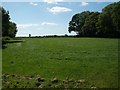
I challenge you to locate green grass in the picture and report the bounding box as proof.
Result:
[0,49,2,90]
[2,38,119,88]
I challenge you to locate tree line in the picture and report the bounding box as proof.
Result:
[0,7,17,38]
[68,1,120,38]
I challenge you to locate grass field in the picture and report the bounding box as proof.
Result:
[2,38,119,88]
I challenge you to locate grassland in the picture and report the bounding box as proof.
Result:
[2,38,119,88]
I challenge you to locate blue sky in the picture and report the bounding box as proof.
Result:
[2,1,113,37]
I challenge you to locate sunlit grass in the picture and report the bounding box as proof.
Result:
[2,38,119,88]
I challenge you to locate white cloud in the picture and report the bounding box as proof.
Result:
[43,0,64,4]
[17,24,39,29]
[29,2,38,6]
[48,6,72,14]
[81,2,88,6]
[41,22,57,26]
[17,22,57,29]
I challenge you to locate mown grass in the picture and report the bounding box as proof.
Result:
[2,38,119,88]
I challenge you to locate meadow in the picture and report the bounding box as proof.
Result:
[2,38,119,88]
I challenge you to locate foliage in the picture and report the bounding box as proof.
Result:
[68,1,120,37]
[1,7,10,37]
[82,12,100,37]
[68,11,91,36]
[0,7,17,38]
[8,22,17,37]
[96,1,120,37]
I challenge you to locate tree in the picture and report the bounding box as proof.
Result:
[82,12,100,37]
[96,2,120,37]
[9,22,17,38]
[1,7,17,37]
[68,1,120,38]
[110,1,120,37]
[0,8,2,37]
[68,11,91,36]
[1,7,10,37]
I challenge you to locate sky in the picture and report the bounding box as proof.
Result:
[2,1,114,37]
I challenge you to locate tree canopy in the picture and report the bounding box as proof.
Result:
[0,7,17,38]
[68,1,120,38]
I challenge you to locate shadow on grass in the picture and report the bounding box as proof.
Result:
[2,40,24,49]
[2,45,7,49]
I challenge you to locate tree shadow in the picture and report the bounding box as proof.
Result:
[1,40,24,49]
[2,45,7,49]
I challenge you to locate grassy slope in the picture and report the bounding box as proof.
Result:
[2,38,118,88]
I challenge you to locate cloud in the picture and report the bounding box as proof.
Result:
[29,2,38,6]
[17,22,57,29]
[48,6,72,14]
[17,24,39,29]
[43,0,64,4]
[81,2,88,6]
[41,22,57,26]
